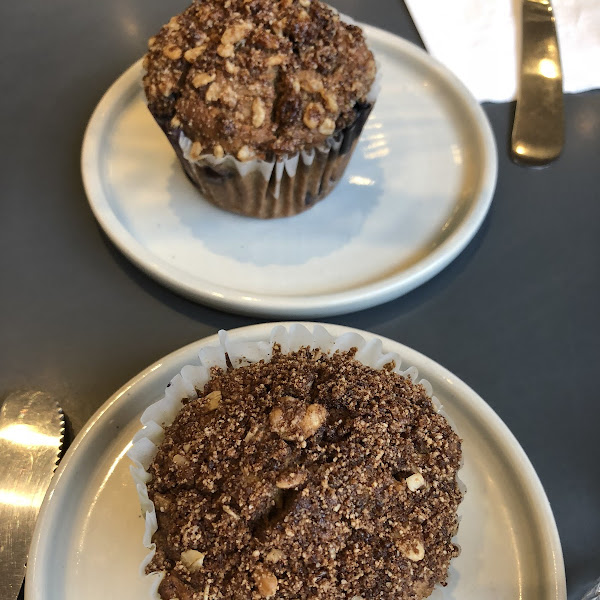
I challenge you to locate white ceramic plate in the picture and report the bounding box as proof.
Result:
[27,323,565,600]
[81,26,497,318]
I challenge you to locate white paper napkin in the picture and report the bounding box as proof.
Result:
[404,0,600,103]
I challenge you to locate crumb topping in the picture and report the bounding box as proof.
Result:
[146,347,462,600]
[143,0,376,160]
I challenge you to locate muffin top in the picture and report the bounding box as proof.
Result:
[143,0,376,161]
[146,346,462,600]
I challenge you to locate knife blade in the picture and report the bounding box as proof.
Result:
[511,0,564,166]
[0,391,64,600]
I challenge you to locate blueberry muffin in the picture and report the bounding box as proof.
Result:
[143,0,377,218]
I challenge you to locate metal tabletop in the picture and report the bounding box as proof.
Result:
[2,0,599,597]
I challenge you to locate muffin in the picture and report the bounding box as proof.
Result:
[142,0,378,218]
[129,326,463,600]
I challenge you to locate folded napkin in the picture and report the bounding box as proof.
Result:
[404,0,600,102]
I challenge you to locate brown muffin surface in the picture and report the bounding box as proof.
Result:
[143,0,376,161]
[146,346,462,600]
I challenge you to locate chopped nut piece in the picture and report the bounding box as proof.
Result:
[162,44,182,60]
[244,425,259,442]
[292,79,301,93]
[213,144,225,159]
[189,141,204,160]
[224,60,240,74]
[181,549,205,571]
[171,116,182,128]
[237,145,255,161]
[269,407,283,429]
[217,43,235,58]
[404,540,425,562]
[204,390,222,410]
[252,98,266,128]
[172,454,189,466]
[223,505,240,520]
[265,549,284,563]
[192,72,216,88]
[159,81,174,97]
[406,472,425,491]
[221,21,253,45]
[147,36,156,49]
[184,45,206,62]
[298,9,310,20]
[321,90,339,112]
[256,572,278,598]
[300,403,327,437]
[220,85,238,108]
[276,471,307,489]
[299,0,311,6]
[300,73,323,93]
[205,81,222,102]
[270,398,327,440]
[266,55,284,66]
[167,16,181,30]
[318,118,336,136]
[272,17,288,35]
[303,102,325,129]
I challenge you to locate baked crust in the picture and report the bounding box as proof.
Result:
[143,0,376,161]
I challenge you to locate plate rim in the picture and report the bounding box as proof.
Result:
[26,322,565,600]
[81,24,498,318]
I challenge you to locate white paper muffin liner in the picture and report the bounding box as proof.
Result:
[172,102,373,217]
[128,323,464,599]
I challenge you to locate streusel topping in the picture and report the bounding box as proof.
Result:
[146,346,462,600]
[143,0,376,160]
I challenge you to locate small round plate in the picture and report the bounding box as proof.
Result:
[26,323,565,600]
[81,26,497,318]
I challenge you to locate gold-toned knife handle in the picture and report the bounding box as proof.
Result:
[511,0,564,167]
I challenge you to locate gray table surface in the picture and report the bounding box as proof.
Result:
[2,0,599,597]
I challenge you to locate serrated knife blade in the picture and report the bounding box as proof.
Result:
[0,391,64,600]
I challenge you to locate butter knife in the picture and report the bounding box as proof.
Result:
[0,391,64,600]
[511,0,564,166]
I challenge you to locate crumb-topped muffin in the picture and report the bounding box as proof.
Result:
[144,346,462,600]
[143,0,377,218]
